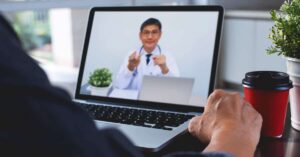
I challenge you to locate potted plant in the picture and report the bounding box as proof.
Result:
[267,0,300,130]
[88,68,112,96]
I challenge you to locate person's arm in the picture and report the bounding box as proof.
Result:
[153,53,179,77]
[188,90,263,157]
[164,151,234,157]
[0,14,144,157]
[127,51,141,71]
[153,54,169,74]
[113,52,137,89]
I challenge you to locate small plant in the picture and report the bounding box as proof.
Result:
[88,68,112,87]
[267,0,300,59]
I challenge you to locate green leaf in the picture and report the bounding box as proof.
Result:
[267,0,300,59]
[89,68,112,87]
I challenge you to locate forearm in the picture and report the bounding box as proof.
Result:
[160,64,169,74]
[203,130,257,157]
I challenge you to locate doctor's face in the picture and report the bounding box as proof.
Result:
[139,25,161,52]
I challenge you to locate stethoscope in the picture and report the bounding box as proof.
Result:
[132,45,162,77]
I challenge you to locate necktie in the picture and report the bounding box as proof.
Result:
[146,54,152,65]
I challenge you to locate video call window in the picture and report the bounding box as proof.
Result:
[80,11,219,106]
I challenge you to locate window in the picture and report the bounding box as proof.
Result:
[6,10,53,63]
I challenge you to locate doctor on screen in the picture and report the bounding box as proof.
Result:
[114,18,179,90]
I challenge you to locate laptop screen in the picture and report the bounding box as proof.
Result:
[76,6,223,106]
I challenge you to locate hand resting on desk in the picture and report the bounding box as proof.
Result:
[188,90,263,157]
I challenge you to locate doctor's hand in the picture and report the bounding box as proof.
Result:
[188,90,262,157]
[127,51,140,71]
[153,55,169,74]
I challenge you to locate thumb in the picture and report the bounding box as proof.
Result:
[188,115,203,136]
[134,51,140,59]
[188,115,211,143]
[129,51,136,60]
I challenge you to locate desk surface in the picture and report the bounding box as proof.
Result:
[144,105,300,157]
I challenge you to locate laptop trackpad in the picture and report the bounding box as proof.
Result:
[95,121,186,151]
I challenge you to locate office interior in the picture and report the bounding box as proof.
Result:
[4,1,300,157]
[1,0,286,97]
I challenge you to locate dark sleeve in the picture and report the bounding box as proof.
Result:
[0,14,143,157]
[164,151,234,157]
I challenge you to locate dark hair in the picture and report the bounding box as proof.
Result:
[140,18,162,32]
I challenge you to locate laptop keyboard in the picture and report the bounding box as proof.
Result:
[77,103,195,131]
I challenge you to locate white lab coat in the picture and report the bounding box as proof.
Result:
[113,46,180,90]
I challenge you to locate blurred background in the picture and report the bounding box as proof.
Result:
[0,0,287,97]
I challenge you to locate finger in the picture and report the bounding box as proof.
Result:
[136,52,141,60]
[129,52,136,60]
[188,115,211,143]
[131,51,136,56]
[207,90,225,105]
[206,90,225,112]
[188,116,202,136]
[241,101,263,143]
[136,57,141,64]
[242,100,261,122]
[242,100,256,115]
[152,56,158,64]
[226,92,244,111]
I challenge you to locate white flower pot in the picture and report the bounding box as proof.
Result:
[89,85,111,96]
[286,57,300,130]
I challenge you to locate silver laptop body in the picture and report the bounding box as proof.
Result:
[74,6,223,152]
[139,76,194,105]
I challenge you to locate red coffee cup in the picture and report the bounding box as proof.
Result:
[242,71,293,137]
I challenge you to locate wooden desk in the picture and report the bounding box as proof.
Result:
[144,105,300,157]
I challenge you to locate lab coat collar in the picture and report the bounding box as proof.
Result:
[140,45,160,56]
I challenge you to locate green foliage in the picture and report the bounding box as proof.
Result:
[88,68,112,87]
[12,11,51,51]
[267,0,300,59]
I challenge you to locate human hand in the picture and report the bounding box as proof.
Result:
[153,54,166,66]
[127,51,140,71]
[153,55,169,74]
[188,90,262,157]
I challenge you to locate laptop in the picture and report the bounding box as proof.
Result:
[75,6,223,152]
[139,76,194,105]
